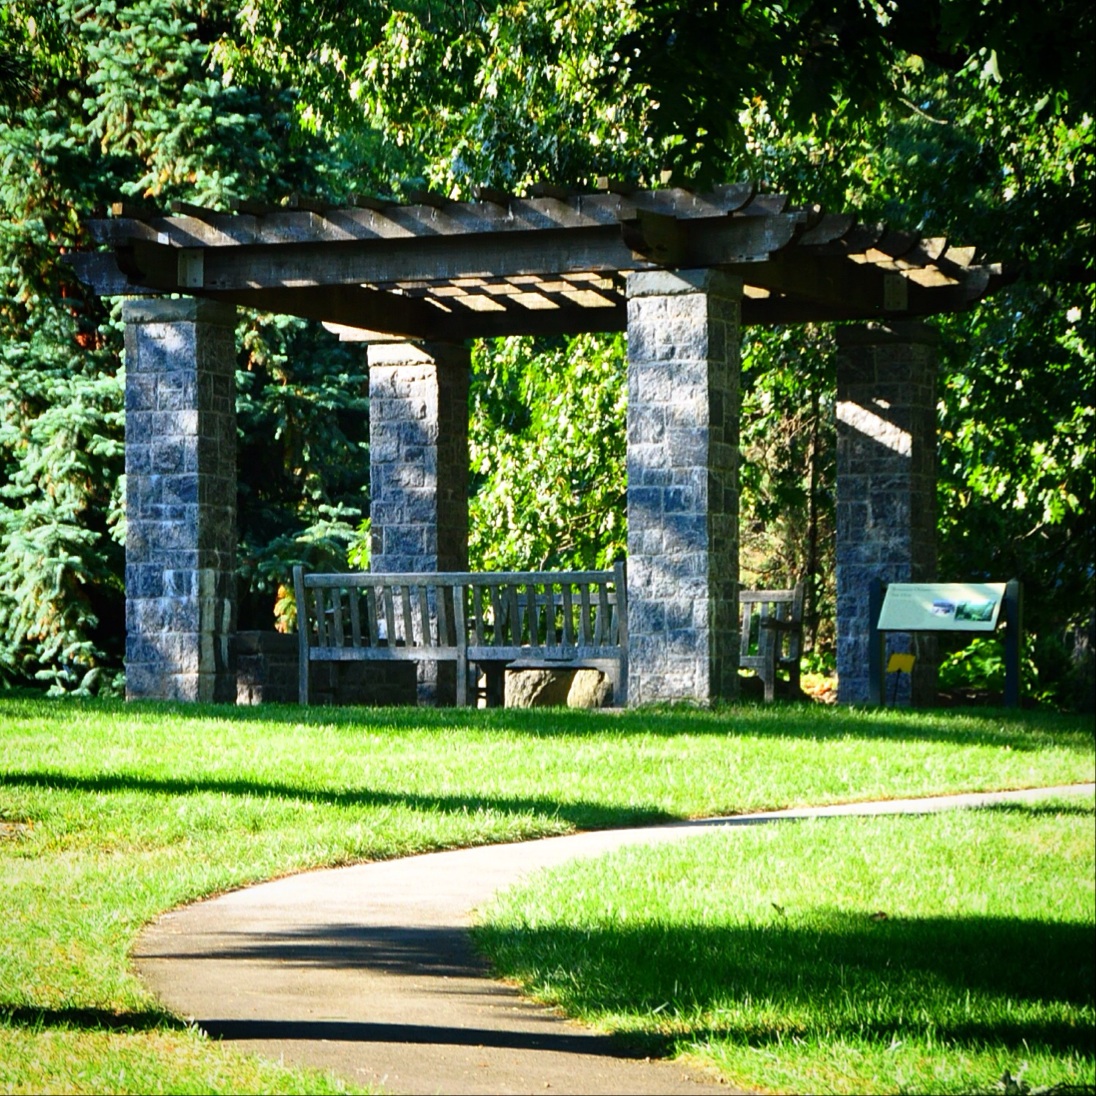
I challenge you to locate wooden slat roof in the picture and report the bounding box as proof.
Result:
[70,183,1011,339]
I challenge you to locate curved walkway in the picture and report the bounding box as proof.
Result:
[134,784,1093,1096]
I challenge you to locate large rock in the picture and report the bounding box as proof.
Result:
[505,669,574,707]
[567,669,613,708]
[504,667,612,708]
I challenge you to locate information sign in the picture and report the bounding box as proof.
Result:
[868,578,1022,708]
[876,582,1006,633]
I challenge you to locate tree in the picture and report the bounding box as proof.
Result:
[222,0,1091,701]
[0,0,371,691]
[468,334,627,571]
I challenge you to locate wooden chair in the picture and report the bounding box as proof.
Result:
[739,582,805,701]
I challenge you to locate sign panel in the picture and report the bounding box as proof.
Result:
[877,582,1006,632]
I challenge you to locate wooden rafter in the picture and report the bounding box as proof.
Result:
[69,185,1011,337]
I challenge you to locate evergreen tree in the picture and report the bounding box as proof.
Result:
[0,0,372,691]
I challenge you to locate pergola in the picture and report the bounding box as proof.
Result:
[73,182,1008,706]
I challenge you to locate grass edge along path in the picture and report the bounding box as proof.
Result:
[1,697,1094,1093]
[476,792,1096,1096]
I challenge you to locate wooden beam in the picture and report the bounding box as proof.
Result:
[213,285,625,339]
[87,189,794,250]
[114,213,794,293]
[199,285,459,339]
[730,247,982,318]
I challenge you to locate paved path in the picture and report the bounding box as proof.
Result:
[134,784,1093,1095]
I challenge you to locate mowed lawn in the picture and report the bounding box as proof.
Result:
[477,797,1095,1095]
[1,696,1093,1094]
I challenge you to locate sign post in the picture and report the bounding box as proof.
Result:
[869,579,1023,707]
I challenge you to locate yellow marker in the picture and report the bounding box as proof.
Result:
[887,653,916,674]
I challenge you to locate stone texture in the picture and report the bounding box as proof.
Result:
[368,341,470,704]
[235,631,298,705]
[501,668,613,708]
[123,299,237,702]
[505,669,575,708]
[625,270,742,705]
[567,669,613,708]
[836,321,939,705]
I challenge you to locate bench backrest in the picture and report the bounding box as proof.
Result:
[293,563,627,659]
[295,570,465,654]
[739,582,805,666]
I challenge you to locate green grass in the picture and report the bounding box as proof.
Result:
[476,798,1096,1095]
[1,696,1093,1093]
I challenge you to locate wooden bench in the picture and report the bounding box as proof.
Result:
[739,582,805,701]
[293,563,627,707]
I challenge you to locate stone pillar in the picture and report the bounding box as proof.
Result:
[625,270,742,705]
[368,341,469,703]
[836,321,939,706]
[122,299,237,702]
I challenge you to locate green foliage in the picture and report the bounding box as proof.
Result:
[0,0,371,688]
[216,0,659,195]
[2,0,1091,707]
[617,0,1094,187]
[740,325,837,647]
[468,334,627,571]
[236,312,369,630]
[938,636,1014,694]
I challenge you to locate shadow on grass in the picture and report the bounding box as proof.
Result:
[198,1017,658,1058]
[5,694,1093,752]
[978,800,1096,818]
[0,769,675,830]
[1,1004,648,1060]
[1,1007,186,1033]
[476,912,1096,1056]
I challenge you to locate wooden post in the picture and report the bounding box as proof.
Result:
[1003,578,1023,708]
[293,565,310,706]
[868,577,886,706]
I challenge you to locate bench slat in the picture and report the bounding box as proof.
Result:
[452,584,468,707]
[561,584,575,646]
[417,585,431,646]
[595,581,610,644]
[311,646,462,661]
[468,645,623,662]
[525,582,539,645]
[313,588,328,648]
[349,589,362,648]
[383,586,397,650]
[579,585,593,644]
[365,587,380,646]
[508,584,523,645]
[472,585,486,646]
[332,588,346,648]
[436,584,450,646]
[489,585,505,647]
[397,585,411,646]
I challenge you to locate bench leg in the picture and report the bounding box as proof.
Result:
[481,662,506,708]
[763,666,776,703]
[456,654,468,707]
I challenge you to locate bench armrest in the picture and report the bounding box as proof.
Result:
[759,618,802,632]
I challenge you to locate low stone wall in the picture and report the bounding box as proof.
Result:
[235,631,417,706]
[235,631,297,705]
[235,631,616,709]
